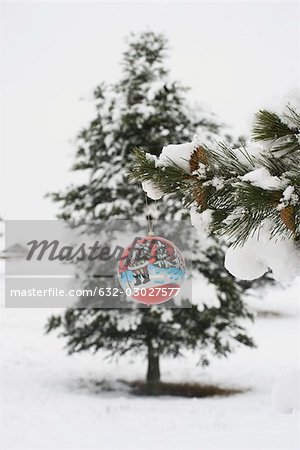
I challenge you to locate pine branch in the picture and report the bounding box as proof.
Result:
[131,148,194,195]
[132,106,300,246]
[284,105,300,128]
[252,109,298,142]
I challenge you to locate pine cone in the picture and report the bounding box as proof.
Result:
[189,146,208,172]
[280,206,296,232]
[193,184,207,208]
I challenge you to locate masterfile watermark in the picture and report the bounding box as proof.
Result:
[26,237,150,262]
[4,219,193,308]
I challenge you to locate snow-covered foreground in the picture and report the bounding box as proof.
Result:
[1,275,300,449]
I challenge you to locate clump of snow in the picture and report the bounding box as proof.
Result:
[160,309,173,322]
[142,180,163,200]
[271,368,300,414]
[191,272,220,310]
[146,79,165,102]
[277,185,299,210]
[116,314,142,332]
[203,176,225,191]
[190,206,213,236]
[144,153,158,163]
[225,245,268,281]
[282,186,296,202]
[241,167,284,190]
[132,103,156,118]
[156,135,201,172]
[224,221,300,282]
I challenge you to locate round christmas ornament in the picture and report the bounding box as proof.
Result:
[117,236,185,305]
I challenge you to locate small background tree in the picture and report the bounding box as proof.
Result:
[47,32,254,387]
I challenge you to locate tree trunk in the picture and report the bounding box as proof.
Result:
[146,343,160,385]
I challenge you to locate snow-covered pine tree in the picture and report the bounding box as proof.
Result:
[47,31,254,385]
[133,104,300,282]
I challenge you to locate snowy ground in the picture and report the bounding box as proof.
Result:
[1,267,300,449]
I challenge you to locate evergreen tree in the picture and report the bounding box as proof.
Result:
[47,31,254,385]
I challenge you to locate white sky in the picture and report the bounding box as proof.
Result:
[1,1,299,220]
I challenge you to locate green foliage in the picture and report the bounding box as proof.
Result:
[252,109,295,142]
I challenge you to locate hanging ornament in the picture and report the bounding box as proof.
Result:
[117,236,185,305]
